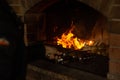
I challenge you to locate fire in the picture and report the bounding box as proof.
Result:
[87,40,94,46]
[55,27,94,50]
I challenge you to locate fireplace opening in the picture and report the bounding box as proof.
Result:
[25,0,109,78]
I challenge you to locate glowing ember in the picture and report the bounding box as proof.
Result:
[86,40,94,46]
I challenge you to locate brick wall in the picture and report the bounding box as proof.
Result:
[7,0,24,16]
[6,0,43,45]
[79,0,112,17]
[108,0,120,79]
[7,0,43,17]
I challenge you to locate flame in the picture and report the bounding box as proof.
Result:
[56,28,86,50]
[55,26,94,50]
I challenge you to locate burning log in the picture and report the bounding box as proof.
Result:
[44,44,97,64]
[45,45,62,60]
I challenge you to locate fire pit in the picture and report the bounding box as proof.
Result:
[44,22,108,65]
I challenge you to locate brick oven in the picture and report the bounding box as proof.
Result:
[24,0,109,80]
[7,0,120,80]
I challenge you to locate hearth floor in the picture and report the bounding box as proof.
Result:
[26,59,107,80]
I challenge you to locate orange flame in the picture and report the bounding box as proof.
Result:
[55,26,94,50]
[56,29,85,50]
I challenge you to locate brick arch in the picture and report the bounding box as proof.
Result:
[7,0,113,18]
[79,0,113,18]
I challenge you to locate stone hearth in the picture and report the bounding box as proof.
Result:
[26,60,106,80]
